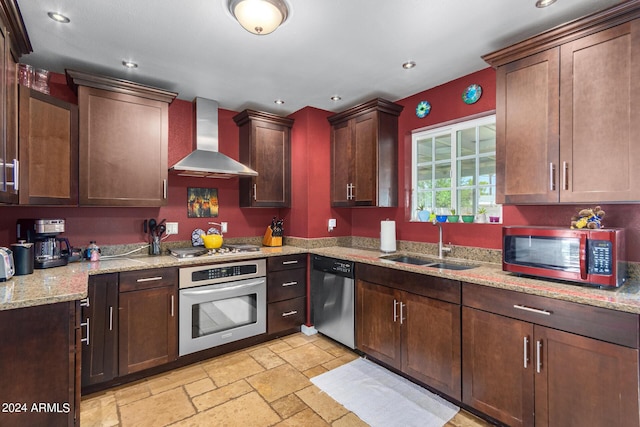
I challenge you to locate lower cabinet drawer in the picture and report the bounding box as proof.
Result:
[268,268,306,302]
[268,297,305,335]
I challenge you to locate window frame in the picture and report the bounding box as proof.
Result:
[411,112,499,221]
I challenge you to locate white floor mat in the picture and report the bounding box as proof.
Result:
[311,357,459,427]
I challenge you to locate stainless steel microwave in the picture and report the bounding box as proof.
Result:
[502,226,627,288]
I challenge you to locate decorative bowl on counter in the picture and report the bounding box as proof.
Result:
[435,215,448,223]
[447,215,459,223]
[461,215,475,223]
[201,234,223,249]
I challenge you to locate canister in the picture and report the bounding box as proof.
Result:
[11,241,34,275]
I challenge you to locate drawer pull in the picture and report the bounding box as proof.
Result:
[281,310,298,317]
[109,307,114,331]
[136,276,163,283]
[81,318,90,345]
[393,299,398,322]
[523,336,529,368]
[536,340,543,374]
[170,295,175,317]
[80,297,90,307]
[282,281,298,287]
[513,304,551,316]
[282,260,298,265]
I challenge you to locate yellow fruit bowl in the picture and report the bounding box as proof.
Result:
[201,234,223,249]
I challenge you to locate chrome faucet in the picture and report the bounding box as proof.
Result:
[432,219,452,259]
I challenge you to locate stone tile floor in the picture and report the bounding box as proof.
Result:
[81,333,493,426]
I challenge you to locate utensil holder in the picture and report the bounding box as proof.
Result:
[150,235,161,255]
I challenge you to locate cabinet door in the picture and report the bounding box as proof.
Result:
[18,86,78,205]
[0,23,17,204]
[331,120,353,206]
[535,326,639,427]
[81,273,118,387]
[496,48,559,204]
[0,302,78,426]
[353,111,376,206]
[462,307,534,427]
[402,292,461,400]
[251,121,290,207]
[119,285,177,375]
[559,19,640,203]
[356,279,401,369]
[78,86,168,206]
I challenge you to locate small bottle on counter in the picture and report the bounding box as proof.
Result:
[86,241,101,261]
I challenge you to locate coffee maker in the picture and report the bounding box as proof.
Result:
[17,219,71,269]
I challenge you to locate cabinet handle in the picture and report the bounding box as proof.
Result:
[163,179,167,199]
[346,184,350,200]
[109,306,114,331]
[523,336,529,368]
[393,299,398,322]
[513,304,551,316]
[536,340,543,374]
[136,276,163,283]
[12,159,18,190]
[400,302,406,325]
[253,184,257,200]
[80,297,90,307]
[80,318,90,345]
[562,161,568,191]
[282,260,298,265]
[281,310,298,317]
[170,295,175,317]
[549,162,555,191]
[282,281,298,287]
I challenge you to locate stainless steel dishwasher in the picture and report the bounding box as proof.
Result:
[310,255,355,349]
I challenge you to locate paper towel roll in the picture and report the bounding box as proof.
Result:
[380,220,396,253]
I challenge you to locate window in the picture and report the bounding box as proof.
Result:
[411,114,500,220]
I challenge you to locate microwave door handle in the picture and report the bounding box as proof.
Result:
[579,234,588,280]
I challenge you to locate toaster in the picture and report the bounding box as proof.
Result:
[0,247,15,281]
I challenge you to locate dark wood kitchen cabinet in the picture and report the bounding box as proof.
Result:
[18,85,79,205]
[233,109,294,207]
[485,4,640,204]
[267,254,306,335]
[81,273,118,388]
[0,301,80,427]
[328,98,403,207]
[118,268,178,376]
[0,0,31,204]
[66,69,177,206]
[462,283,640,427]
[356,264,462,400]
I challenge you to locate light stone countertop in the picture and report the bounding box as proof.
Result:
[2,244,639,315]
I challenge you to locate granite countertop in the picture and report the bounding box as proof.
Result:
[309,247,640,315]
[2,244,640,315]
[0,245,307,311]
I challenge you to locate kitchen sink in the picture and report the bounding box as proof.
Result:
[380,254,478,270]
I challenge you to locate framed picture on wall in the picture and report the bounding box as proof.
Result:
[187,187,219,218]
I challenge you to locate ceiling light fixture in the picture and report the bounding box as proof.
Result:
[122,61,138,69]
[402,61,416,70]
[47,12,70,23]
[535,0,558,8]
[330,95,342,101]
[228,0,289,35]
[274,99,285,105]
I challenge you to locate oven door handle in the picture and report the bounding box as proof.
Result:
[181,280,265,295]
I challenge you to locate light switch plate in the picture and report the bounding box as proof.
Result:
[166,222,178,235]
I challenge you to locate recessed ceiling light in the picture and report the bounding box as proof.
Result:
[535,0,558,8]
[274,99,285,105]
[330,95,342,101]
[47,12,70,23]
[402,61,416,70]
[122,61,138,69]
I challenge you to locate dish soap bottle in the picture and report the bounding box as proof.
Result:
[87,241,101,261]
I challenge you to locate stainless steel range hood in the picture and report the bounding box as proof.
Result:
[169,97,258,179]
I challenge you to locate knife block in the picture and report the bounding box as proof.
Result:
[262,226,282,247]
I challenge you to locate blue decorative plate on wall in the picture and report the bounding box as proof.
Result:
[462,84,482,104]
[416,101,431,118]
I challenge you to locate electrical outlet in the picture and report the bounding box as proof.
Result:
[328,218,337,232]
[221,222,228,233]
[166,222,178,235]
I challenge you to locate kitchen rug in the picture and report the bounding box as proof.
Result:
[311,357,459,427]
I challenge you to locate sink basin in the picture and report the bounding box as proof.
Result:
[381,254,478,270]
[380,255,434,265]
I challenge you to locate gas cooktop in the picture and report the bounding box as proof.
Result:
[169,244,261,259]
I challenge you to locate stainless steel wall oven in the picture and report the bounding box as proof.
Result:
[179,259,266,356]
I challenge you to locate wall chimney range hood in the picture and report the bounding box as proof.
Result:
[169,97,258,179]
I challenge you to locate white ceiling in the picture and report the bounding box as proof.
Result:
[17,0,622,115]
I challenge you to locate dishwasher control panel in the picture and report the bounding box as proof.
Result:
[312,255,354,278]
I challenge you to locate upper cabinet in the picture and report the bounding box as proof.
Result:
[0,0,31,204]
[66,69,177,206]
[233,109,294,208]
[484,3,640,204]
[328,98,403,207]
